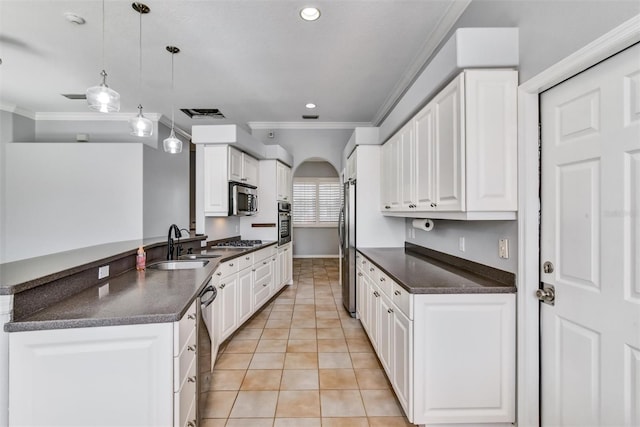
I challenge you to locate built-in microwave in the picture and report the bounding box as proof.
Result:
[229,182,258,216]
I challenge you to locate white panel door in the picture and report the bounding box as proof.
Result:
[243,153,259,186]
[399,121,416,209]
[540,43,640,427]
[414,102,435,210]
[228,147,243,182]
[237,268,253,324]
[219,275,239,341]
[434,73,465,211]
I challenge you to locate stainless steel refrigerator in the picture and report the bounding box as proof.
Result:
[339,179,356,317]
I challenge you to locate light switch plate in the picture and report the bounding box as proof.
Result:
[98,265,110,279]
[499,239,509,259]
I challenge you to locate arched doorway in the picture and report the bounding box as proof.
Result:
[291,158,342,258]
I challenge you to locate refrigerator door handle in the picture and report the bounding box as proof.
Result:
[338,205,345,247]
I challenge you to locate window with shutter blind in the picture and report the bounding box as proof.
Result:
[293,178,342,227]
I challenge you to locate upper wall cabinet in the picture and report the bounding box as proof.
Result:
[276,161,292,202]
[381,69,518,220]
[229,146,259,187]
[204,145,259,216]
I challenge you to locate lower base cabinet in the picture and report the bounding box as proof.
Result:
[9,301,198,427]
[356,253,515,425]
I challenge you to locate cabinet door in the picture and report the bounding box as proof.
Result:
[237,269,253,325]
[381,136,401,211]
[276,162,291,202]
[228,147,243,183]
[433,74,464,211]
[204,145,229,215]
[284,244,293,284]
[356,269,366,322]
[211,291,222,369]
[219,275,238,341]
[392,308,413,418]
[367,280,380,351]
[243,154,259,186]
[284,166,292,202]
[378,294,394,376]
[399,121,416,210]
[414,103,435,210]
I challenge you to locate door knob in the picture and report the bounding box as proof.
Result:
[536,284,555,306]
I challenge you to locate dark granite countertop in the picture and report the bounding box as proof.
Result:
[357,244,516,294]
[3,240,279,332]
[0,236,207,295]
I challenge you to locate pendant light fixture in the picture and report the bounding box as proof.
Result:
[163,46,182,154]
[86,0,120,112]
[129,2,153,137]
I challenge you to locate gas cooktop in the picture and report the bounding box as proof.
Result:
[213,240,263,248]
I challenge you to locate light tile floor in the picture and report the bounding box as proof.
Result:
[199,258,414,427]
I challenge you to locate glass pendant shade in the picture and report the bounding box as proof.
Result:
[129,105,153,137]
[163,129,182,154]
[86,70,120,112]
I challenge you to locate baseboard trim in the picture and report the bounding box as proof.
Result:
[293,255,340,259]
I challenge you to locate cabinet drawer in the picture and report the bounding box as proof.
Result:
[238,253,254,271]
[174,358,196,427]
[174,327,197,392]
[174,300,197,357]
[253,261,271,284]
[366,262,378,281]
[253,247,270,263]
[216,259,240,277]
[392,283,413,320]
[377,270,394,298]
[253,279,271,308]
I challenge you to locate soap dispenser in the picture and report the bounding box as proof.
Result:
[136,246,146,271]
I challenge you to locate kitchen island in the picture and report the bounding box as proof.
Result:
[1,237,283,427]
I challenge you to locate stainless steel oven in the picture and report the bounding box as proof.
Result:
[278,202,291,245]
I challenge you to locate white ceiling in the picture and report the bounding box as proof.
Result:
[0,0,468,134]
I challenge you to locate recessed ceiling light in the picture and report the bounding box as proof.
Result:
[305,103,316,109]
[300,7,320,21]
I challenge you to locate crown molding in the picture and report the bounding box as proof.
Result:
[34,112,163,121]
[371,0,471,126]
[0,104,36,120]
[247,121,372,130]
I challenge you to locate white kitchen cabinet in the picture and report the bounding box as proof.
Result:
[381,69,517,219]
[277,243,293,286]
[229,146,259,186]
[237,267,254,325]
[218,274,239,341]
[356,252,515,425]
[346,152,357,181]
[252,256,273,309]
[9,302,198,427]
[276,161,292,202]
[203,145,259,216]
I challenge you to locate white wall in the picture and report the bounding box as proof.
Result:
[253,128,352,173]
[143,123,190,239]
[3,143,144,262]
[204,217,240,242]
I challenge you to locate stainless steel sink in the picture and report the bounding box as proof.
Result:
[147,260,209,270]
[179,254,222,260]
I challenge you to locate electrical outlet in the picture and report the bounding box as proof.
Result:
[98,265,109,279]
[499,239,509,259]
[459,237,465,252]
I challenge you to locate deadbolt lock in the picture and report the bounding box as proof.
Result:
[543,261,554,274]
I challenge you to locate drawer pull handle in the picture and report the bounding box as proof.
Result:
[188,345,197,352]
[380,277,385,282]
[394,290,401,296]
[373,291,379,297]
[216,272,222,276]
[187,314,196,320]
[220,283,226,289]
[229,263,234,267]
[246,256,251,260]
[387,308,393,314]
[272,258,276,261]
[252,269,256,272]
[187,376,197,383]
[187,421,196,427]
[358,273,363,277]
[263,283,268,287]
[263,261,267,265]
[369,268,374,272]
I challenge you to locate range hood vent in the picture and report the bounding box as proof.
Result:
[181,108,225,119]
[62,94,87,100]
[302,115,319,119]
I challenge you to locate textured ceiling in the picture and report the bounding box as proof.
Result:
[0,0,467,133]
